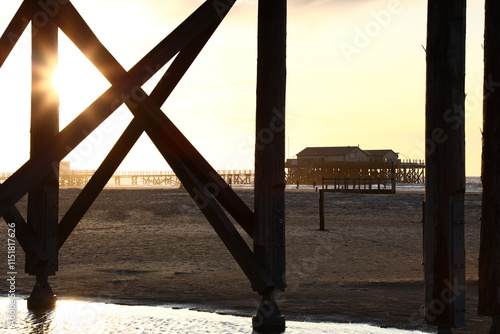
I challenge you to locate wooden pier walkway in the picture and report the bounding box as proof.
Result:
[1,167,419,188]
[44,170,256,187]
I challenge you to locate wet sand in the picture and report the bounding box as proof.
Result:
[1,188,488,333]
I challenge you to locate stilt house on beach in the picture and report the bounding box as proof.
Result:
[285,146,423,185]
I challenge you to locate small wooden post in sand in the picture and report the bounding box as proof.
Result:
[319,190,325,231]
[26,0,59,310]
[479,1,500,332]
[424,0,466,332]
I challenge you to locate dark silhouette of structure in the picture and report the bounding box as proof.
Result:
[424,1,466,333]
[479,1,500,334]
[286,146,424,186]
[1,1,500,334]
[0,0,286,332]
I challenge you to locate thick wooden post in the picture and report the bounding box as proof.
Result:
[253,0,286,332]
[479,1,500,332]
[424,0,466,331]
[26,0,59,309]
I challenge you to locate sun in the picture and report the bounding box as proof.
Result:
[51,35,111,129]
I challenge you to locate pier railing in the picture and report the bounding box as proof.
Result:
[54,170,256,186]
[322,177,396,194]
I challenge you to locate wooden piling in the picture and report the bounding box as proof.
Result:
[424,0,466,329]
[253,0,287,331]
[319,190,325,231]
[478,1,500,331]
[26,0,59,309]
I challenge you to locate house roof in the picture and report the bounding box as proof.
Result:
[364,149,397,157]
[296,146,359,157]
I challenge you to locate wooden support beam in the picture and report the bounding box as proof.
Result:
[50,0,272,292]
[53,0,233,86]
[170,160,274,294]
[0,0,30,68]
[25,0,59,310]
[3,206,48,263]
[57,35,205,246]
[26,0,59,277]
[424,0,466,329]
[0,0,253,237]
[0,1,223,218]
[254,0,287,291]
[57,21,214,248]
[54,0,254,236]
[57,119,141,248]
[479,1,500,331]
[104,82,274,292]
[252,0,287,332]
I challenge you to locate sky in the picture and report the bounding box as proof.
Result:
[0,0,486,176]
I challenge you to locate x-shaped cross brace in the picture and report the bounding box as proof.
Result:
[0,0,274,294]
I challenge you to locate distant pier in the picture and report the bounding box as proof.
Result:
[1,164,423,187]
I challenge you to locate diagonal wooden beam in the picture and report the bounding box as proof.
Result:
[53,0,270,290]
[55,0,254,236]
[0,83,123,220]
[57,119,141,249]
[54,68,272,290]
[3,206,48,264]
[0,0,30,68]
[57,26,218,248]
[0,0,227,219]
[180,162,274,294]
[54,0,234,86]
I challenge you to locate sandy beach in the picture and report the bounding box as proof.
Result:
[1,188,488,333]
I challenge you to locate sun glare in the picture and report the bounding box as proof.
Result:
[51,39,111,129]
[51,65,65,97]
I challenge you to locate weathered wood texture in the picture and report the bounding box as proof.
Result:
[26,1,59,276]
[254,0,287,291]
[424,0,466,328]
[478,0,500,317]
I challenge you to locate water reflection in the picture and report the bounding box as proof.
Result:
[1,298,428,334]
[25,309,55,334]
